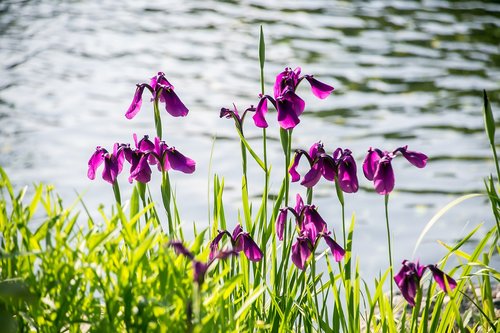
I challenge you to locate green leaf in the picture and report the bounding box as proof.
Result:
[259,26,265,72]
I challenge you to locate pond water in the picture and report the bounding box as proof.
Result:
[1,0,499,278]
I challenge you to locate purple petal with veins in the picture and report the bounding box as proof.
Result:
[88,147,106,180]
[253,96,269,128]
[276,209,287,241]
[165,148,196,174]
[373,158,395,195]
[289,150,306,182]
[291,237,311,270]
[125,85,146,119]
[323,235,345,262]
[161,89,189,117]
[363,148,382,181]
[338,154,358,193]
[427,265,457,292]
[305,75,334,99]
[301,160,323,187]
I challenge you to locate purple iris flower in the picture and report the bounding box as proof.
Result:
[125,72,189,119]
[253,67,334,129]
[209,224,263,262]
[363,146,428,195]
[289,142,358,193]
[394,260,457,307]
[87,143,127,184]
[276,194,344,269]
[169,241,237,285]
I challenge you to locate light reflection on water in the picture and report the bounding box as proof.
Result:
[0,0,499,277]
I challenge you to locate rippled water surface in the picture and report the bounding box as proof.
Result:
[1,0,499,276]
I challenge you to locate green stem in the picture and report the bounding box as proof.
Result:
[161,171,173,235]
[153,92,162,139]
[311,253,321,327]
[112,181,121,206]
[410,286,423,333]
[384,194,393,307]
[306,187,313,205]
[491,144,500,183]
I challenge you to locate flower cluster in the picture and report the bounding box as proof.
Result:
[363,146,428,195]
[276,194,345,270]
[209,225,263,262]
[253,67,334,129]
[88,134,195,184]
[394,260,457,306]
[289,142,358,193]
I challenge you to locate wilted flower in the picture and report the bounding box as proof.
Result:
[125,72,189,119]
[289,142,358,193]
[253,67,334,129]
[394,260,457,307]
[363,146,427,195]
[210,224,263,262]
[168,241,236,285]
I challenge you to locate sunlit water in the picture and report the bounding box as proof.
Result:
[1,0,499,279]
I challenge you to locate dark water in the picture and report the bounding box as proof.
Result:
[1,0,499,277]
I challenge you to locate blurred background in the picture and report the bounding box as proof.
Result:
[1,0,499,277]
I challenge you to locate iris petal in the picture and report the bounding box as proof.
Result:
[373,159,395,195]
[428,265,457,292]
[363,148,381,181]
[161,89,189,117]
[276,209,287,241]
[253,97,269,128]
[87,147,105,180]
[323,235,345,262]
[291,238,311,270]
[402,149,428,168]
[305,75,334,99]
[241,234,263,262]
[338,155,359,193]
[289,150,305,182]
[301,161,323,187]
[125,85,146,119]
[165,148,196,174]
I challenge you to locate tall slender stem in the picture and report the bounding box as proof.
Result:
[112,180,121,206]
[153,93,162,139]
[161,171,173,235]
[384,194,393,306]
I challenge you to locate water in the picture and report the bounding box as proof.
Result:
[1,0,499,278]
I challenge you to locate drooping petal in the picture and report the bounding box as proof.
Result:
[321,155,336,181]
[304,75,334,99]
[338,154,359,193]
[291,237,312,270]
[276,91,305,130]
[125,85,146,119]
[129,153,152,184]
[373,158,395,195]
[168,241,194,260]
[323,235,345,262]
[240,234,263,262]
[274,69,288,98]
[253,96,269,128]
[87,147,106,180]
[427,265,457,293]
[161,89,189,117]
[165,148,196,174]
[402,148,428,168]
[301,160,323,188]
[276,209,287,241]
[363,148,382,181]
[102,156,120,184]
[289,150,306,182]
